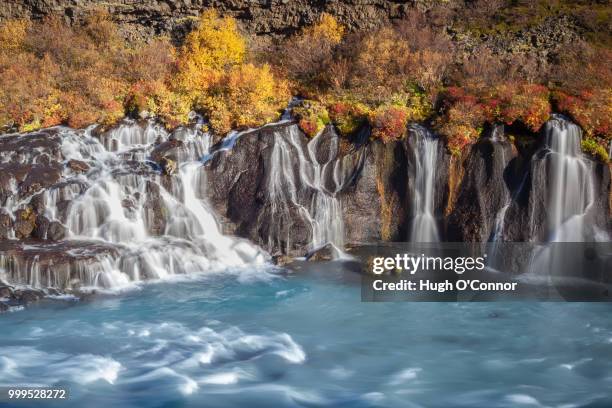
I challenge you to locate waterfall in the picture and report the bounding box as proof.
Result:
[1,119,267,290]
[488,125,514,242]
[409,125,440,242]
[541,115,595,242]
[267,126,346,256]
[524,115,607,283]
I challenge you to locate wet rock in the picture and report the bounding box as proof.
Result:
[205,122,280,239]
[312,126,339,165]
[206,122,353,256]
[305,243,334,261]
[48,221,67,241]
[447,127,515,242]
[0,285,13,299]
[257,202,313,255]
[143,181,167,235]
[33,215,50,240]
[151,139,184,163]
[0,129,63,162]
[0,302,7,313]
[343,139,409,243]
[45,287,61,296]
[0,209,12,239]
[13,288,45,304]
[19,163,63,197]
[0,240,120,290]
[14,207,37,239]
[272,254,294,266]
[67,159,90,173]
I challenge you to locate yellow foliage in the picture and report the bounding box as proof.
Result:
[199,63,289,134]
[356,28,408,86]
[306,13,345,44]
[172,11,288,134]
[180,9,246,72]
[0,19,28,52]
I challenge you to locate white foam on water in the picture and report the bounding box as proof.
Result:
[0,346,121,386]
[505,394,542,406]
[200,371,243,385]
[389,367,422,385]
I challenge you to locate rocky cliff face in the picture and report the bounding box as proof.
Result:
[0,0,419,45]
[0,116,610,292]
[0,0,585,58]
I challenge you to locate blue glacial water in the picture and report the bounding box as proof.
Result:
[2,264,612,408]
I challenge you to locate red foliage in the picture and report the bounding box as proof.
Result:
[369,106,409,143]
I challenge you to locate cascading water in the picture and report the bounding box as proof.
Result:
[267,126,347,256]
[540,115,596,242]
[488,125,514,242]
[522,115,606,285]
[409,125,440,243]
[0,119,267,290]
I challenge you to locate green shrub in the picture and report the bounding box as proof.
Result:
[581,137,609,162]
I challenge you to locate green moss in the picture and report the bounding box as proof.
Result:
[20,119,41,133]
[581,137,609,162]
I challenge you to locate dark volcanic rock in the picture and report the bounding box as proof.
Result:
[0,129,63,162]
[205,123,280,237]
[67,159,90,173]
[143,181,167,235]
[20,163,63,197]
[341,140,405,243]
[206,122,359,255]
[0,285,12,298]
[447,126,515,242]
[33,215,51,240]
[0,0,425,45]
[0,162,63,203]
[13,288,45,304]
[151,139,184,162]
[305,243,335,261]
[48,221,67,241]
[0,209,12,240]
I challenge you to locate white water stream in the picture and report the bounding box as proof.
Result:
[409,125,440,242]
[1,120,267,289]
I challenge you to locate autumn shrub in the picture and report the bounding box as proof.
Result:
[369,105,411,143]
[553,89,611,141]
[200,63,289,133]
[0,52,59,131]
[0,14,129,131]
[173,10,289,133]
[437,82,552,155]
[493,83,551,132]
[345,23,450,106]
[328,101,370,137]
[0,19,28,51]
[293,100,330,138]
[279,13,345,90]
[437,90,487,155]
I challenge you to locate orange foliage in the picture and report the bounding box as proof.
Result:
[369,106,410,143]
